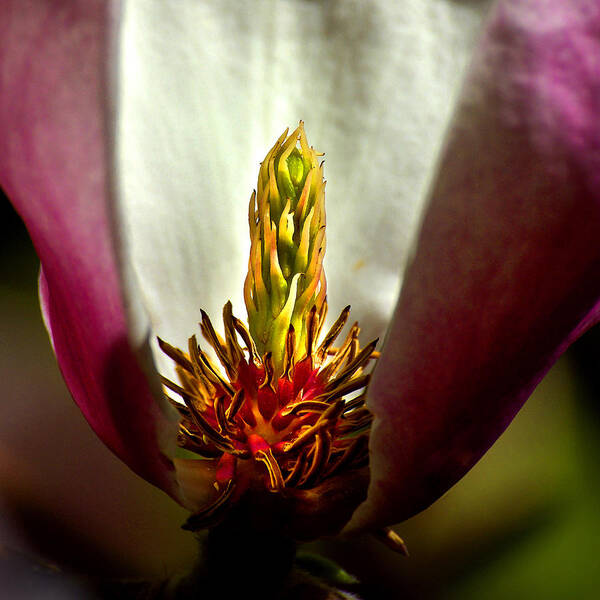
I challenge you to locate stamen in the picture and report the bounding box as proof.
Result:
[282,325,296,380]
[316,305,350,363]
[343,323,360,365]
[166,395,191,417]
[187,336,216,387]
[317,323,358,381]
[323,435,368,478]
[283,420,329,454]
[179,392,236,452]
[282,400,331,417]
[178,425,222,458]
[182,480,236,531]
[195,343,236,397]
[213,395,230,434]
[223,301,244,366]
[298,430,331,487]
[325,338,378,391]
[340,392,368,414]
[336,411,373,438]
[157,337,194,373]
[260,352,275,390]
[232,316,259,364]
[200,310,237,380]
[160,375,199,406]
[175,364,210,404]
[318,374,371,404]
[225,389,245,423]
[342,406,372,423]
[255,448,285,492]
[284,449,309,487]
[318,399,347,422]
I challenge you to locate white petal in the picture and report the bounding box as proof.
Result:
[114,0,490,377]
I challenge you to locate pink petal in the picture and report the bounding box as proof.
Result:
[351,0,600,530]
[0,1,179,498]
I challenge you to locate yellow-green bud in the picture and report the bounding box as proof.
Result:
[244,122,326,375]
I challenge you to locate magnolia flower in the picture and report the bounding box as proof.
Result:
[1,0,599,572]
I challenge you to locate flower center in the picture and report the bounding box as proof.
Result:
[160,300,377,530]
[158,123,381,533]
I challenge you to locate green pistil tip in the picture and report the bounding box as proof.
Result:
[244,122,327,376]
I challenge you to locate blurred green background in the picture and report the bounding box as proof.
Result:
[1,188,599,599]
